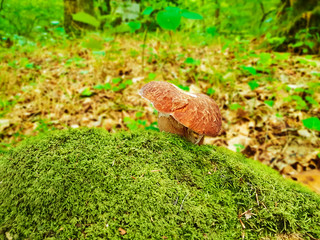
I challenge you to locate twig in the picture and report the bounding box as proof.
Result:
[173,196,179,205]
[179,193,189,211]
[255,191,260,206]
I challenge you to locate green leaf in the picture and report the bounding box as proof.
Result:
[112,78,121,84]
[181,10,203,20]
[184,57,200,65]
[305,96,318,106]
[142,6,154,15]
[207,88,215,96]
[206,27,218,37]
[72,11,100,28]
[229,103,244,110]
[234,144,245,153]
[264,100,274,107]
[302,117,320,131]
[178,85,189,91]
[241,66,257,75]
[156,10,181,31]
[248,80,259,91]
[148,73,157,80]
[128,21,141,32]
[136,112,143,118]
[94,83,111,90]
[81,88,93,97]
[165,6,181,13]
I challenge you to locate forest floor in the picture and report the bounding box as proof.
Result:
[0,34,320,193]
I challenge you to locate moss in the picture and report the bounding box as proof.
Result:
[0,128,319,239]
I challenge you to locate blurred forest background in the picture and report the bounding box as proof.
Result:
[0,0,320,192]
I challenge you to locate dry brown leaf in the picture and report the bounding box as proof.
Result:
[118,227,127,235]
[293,170,320,194]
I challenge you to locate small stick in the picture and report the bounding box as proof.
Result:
[179,193,189,211]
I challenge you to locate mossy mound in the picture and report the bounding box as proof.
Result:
[0,128,320,239]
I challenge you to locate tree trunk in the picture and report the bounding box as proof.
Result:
[274,0,320,53]
[64,0,95,36]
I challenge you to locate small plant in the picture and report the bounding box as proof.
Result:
[124,112,158,131]
[206,88,215,96]
[34,119,55,133]
[80,88,94,97]
[234,144,245,153]
[264,100,274,107]
[240,66,257,76]
[94,78,133,93]
[248,80,259,91]
[229,103,245,111]
[65,57,86,68]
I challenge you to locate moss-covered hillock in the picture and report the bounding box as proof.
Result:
[0,128,319,239]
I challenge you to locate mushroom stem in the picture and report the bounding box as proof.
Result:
[158,113,204,145]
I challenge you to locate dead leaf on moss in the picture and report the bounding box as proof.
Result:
[118,227,127,235]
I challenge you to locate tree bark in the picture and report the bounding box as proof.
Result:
[274,0,320,53]
[64,0,95,36]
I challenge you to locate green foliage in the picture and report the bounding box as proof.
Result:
[240,66,257,76]
[0,0,64,40]
[184,57,200,65]
[72,11,100,28]
[229,103,245,110]
[80,88,94,97]
[206,88,216,96]
[156,8,181,31]
[264,100,274,107]
[142,6,154,16]
[1,128,320,239]
[233,143,245,152]
[94,78,133,93]
[128,21,141,33]
[155,6,202,31]
[248,80,259,91]
[302,117,320,131]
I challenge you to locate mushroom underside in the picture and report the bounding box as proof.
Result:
[158,113,204,145]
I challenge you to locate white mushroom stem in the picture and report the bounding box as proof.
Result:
[158,113,204,145]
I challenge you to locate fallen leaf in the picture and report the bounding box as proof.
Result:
[119,227,127,235]
[293,170,320,194]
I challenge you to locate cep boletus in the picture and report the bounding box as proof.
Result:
[139,81,222,145]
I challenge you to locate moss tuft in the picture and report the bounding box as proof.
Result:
[0,128,319,239]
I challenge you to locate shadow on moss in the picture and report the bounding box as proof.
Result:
[0,128,319,239]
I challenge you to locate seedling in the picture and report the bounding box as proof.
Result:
[93,78,133,93]
[248,80,259,91]
[234,144,245,152]
[264,100,274,107]
[206,88,215,96]
[80,88,94,97]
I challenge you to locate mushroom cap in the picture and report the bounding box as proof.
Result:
[139,81,222,137]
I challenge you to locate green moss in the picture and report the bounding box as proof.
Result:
[0,128,319,239]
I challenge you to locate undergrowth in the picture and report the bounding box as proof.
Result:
[0,128,319,239]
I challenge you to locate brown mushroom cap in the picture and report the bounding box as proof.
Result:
[139,81,222,137]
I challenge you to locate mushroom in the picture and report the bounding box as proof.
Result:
[139,81,222,145]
